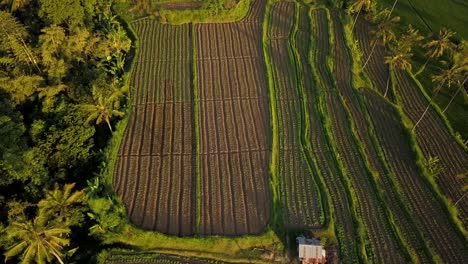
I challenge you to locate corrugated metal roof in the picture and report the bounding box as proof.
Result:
[298,244,324,259]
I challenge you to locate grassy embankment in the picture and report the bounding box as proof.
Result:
[261,0,282,233]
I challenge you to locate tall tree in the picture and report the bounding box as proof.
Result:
[362,9,400,70]
[384,44,413,97]
[38,183,85,227]
[0,0,29,12]
[349,0,372,32]
[4,220,70,264]
[0,11,40,71]
[417,28,456,75]
[442,43,468,113]
[80,95,124,132]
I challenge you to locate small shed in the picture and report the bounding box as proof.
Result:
[297,236,326,264]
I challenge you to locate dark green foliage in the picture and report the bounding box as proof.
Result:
[0,0,131,261]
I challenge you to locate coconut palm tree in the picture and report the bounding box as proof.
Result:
[1,0,29,12]
[417,28,456,75]
[4,220,70,264]
[38,183,85,227]
[349,0,372,32]
[412,63,464,132]
[442,45,468,113]
[362,9,400,70]
[399,25,424,52]
[384,44,413,97]
[80,95,125,132]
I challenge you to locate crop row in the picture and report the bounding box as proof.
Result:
[308,8,362,263]
[389,69,468,261]
[195,15,270,235]
[131,20,192,103]
[362,88,466,262]
[267,1,324,230]
[329,9,411,263]
[393,69,468,223]
[353,19,391,99]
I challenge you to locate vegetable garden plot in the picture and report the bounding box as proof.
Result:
[363,89,468,263]
[266,1,323,229]
[393,69,468,227]
[114,20,195,236]
[195,0,270,236]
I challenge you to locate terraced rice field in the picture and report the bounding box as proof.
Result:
[393,69,468,227]
[266,1,323,230]
[114,0,468,262]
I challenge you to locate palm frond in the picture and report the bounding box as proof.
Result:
[4,241,28,261]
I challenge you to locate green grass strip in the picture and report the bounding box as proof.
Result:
[159,0,252,25]
[262,0,282,231]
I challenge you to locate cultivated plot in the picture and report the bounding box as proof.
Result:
[195,0,271,236]
[114,21,195,236]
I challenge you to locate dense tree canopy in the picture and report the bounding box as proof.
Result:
[0,0,131,262]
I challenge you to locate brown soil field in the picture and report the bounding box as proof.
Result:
[195,0,271,236]
[114,22,195,236]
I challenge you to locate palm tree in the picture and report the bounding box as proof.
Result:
[399,25,424,52]
[349,0,372,32]
[38,183,85,227]
[80,95,124,132]
[4,220,70,264]
[412,63,464,132]
[109,83,129,109]
[1,0,29,12]
[384,44,413,97]
[442,45,468,113]
[0,11,40,71]
[362,9,400,70]
[417,28,456,75]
